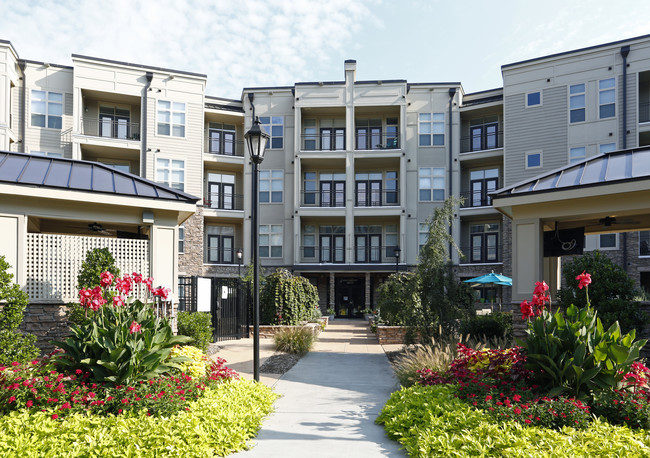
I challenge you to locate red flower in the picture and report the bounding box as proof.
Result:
[100,271,115,287]
[112,295,125,307]
[576,271,592,289]
[129,321,142,334]
[51,414,58,420]
[26,400,33,408]
[153,287,171,300]
[520,300,534,320]
[533,281,549,297]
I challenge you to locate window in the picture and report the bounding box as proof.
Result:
[599,78,616,119]
[206,226,234,263]
[260,224,283,258]
[302,225,316,259]
[385,117,399,149]
[303,172,317,205]
[355,225,381,263]
[31,90,62,129]
[355,172,382,207]
[585,233,618,251]
[179,225,185,253]
[419,223,429,253]
[31,151,63,158]
[259,170,283,203]
[526,92,542,107]
[156,158,184,191]
[259,116,283,149]
[526,152,542,169]
[157,100,186,137]
[356,119,381,150]
[470,223,499,263]
[469,122,499,151]
[319,172,345,207]
[640,231,650,256]
[100,106,132,139]
[206,173,236,209]
[470,169,499,207]
[385,224,399,258]
[303,119,317,150]
[320,127,345,150]
[600,143,616,154]
[419,167,445,201]
[419,113,444,146]
[570,84,586,123]
[209,123,236,155]
[569,147,586,164]
[320,226,345,263]
[385,171,398,205]
[599,234,617,249]
[101,162,130,173]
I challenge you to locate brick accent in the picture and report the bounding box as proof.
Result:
[377,326,411,345]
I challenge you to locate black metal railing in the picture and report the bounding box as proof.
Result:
[459,245,501,264]
[206,139,245,157]
[300,190,346,207]
[299,245,401,264]
[177,276,196,312]
[459,190,499,208]
[203,193,244,211]
[460,130,503,154]
[300,132,346,151]
[640,102,650,123]
[354,188,399,207]
[354,132,400,150]
[81,117,141,140]
[205,247,241,265]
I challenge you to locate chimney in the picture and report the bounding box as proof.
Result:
[344,59,357,85]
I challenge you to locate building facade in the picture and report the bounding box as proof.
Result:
[2,33,650,318]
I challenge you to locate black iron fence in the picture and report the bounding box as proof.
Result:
[81,117,141,140]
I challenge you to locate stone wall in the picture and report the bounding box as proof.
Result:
[178,206,204,277]
[376,326,411,345]
[19,303,70,353]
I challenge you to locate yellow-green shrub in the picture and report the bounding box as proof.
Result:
[169,345,208,378]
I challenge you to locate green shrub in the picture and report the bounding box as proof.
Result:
[376,272,419,326]
[260,269,319,325]
[0,379,277,457]
[76,248,120,290]
[459,311,513,341]
[0,256,38,365]
[377,384,650,457]
[177,311,214,352]
[273,326,315,354]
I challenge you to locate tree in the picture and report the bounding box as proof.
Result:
[77,247,121,290]
[376,272,420,326]
[260,269,319,325]
[558,250,647,334]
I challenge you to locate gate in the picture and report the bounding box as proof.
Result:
[178,276,250,341]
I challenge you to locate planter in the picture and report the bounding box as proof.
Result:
[328,314,335,321]
[364,313,373,321]
[376,325,423,345]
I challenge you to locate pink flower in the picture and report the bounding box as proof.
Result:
[26,400,33,408]
[520,300,534,320]
[100,271,115,287]
[129,321,142,334]
[132,273,143,284]
[51,414,58,420]
[113,295,125,307]
[153,287,170,300]
[533,281,549,297]
[115,277,133,295]
[576,271,592,289]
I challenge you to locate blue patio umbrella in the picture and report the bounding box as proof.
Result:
[463,271,512,308]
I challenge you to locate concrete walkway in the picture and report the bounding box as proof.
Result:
[232,319,405,457]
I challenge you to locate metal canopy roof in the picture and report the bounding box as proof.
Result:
[493,147,650,199]
[0,151,199,203]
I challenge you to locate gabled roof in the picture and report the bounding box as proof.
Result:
[493,147,650,199]
[0,151,199,203]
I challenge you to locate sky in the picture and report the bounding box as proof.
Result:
[3,0,650,99]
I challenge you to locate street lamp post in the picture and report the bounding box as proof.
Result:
[244,116,269,383]
[236,248,243,277]
[394,247,401,273]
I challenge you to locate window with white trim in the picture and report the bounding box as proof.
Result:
[31,150,63,158]
[156,158,185,191]
[206,225,235,263]
[419,223,429,253]
[569,84,585,123]
[526,92,541,107]
[585,233,618,251]
[385,224,399,259]
[526,151,542,169]
[31,90,63,129]
[569,147,586,164]
[157,100,186,137]
[178,225,185,253]
[640,231,650,256]
[600,143,616,154]
[419,167,445,201]
[259,170,283,203]
[259,116,283,149]
[599,78,615,119]
[260,224,283,258]
[418,113,444,146]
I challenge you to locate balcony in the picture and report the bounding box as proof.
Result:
[204,192,244,211]
[206,138,245,157]
[300,189,346,207]
[459,245,502,264]
[298,245,400,264]
[459,191,496,208]
[640,102,650,123]
[300,131,346,151]
[460,130,503,154]
[354,188,399,207]
[81,117,140,141]
[354,132,400,151]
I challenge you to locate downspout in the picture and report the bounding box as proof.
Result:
[620,45,630,149]
[448,88,457,257]
[248,92,255,119]
[19,60,26,153]
[620,45,630,272]
[141,72,153,177]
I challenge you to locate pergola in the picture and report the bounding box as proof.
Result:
[492,147,650,303]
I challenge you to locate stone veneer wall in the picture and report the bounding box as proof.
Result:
[19,303,70,353]
[178,206,204,277]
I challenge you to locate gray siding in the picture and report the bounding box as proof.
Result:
[620,72,637,148]
[504,86,567,186]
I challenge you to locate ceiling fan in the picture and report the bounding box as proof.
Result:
[585,216,640,228]
[86,222,115,236]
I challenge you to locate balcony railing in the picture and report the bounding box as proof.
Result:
[459,191,498,208]
[459,245,501,264]
[299,132,400,151]
[298,245,401,264]
[354,132,400,151]
[640,102,650,123]
[300,190,346,207]
[460,130,503,154]
[354,189,399,207]
[206,139,245,157]
[203,193,244,211]
[205,247,241,264]
[81,117,140,140]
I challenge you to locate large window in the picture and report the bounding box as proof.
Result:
[419,167,445,201]
[206,173,236,209]
[156,158,184,191]
[585,233,618,251]
[419,113,444,146]
[99,106,131,139]
[206,226,234,264]
[320,127,345,150]
[157,101,186,137]
[599,78,616,119]
[302,225,316,259]
[385,224,399,258]
[355,225,381,263]
[31,90,62,129]
[470,169,499,207]
[259,116,283,149]
[319,172,345,207]
[640,231,650,256]
[320,226,345,263]
[260,224,283,258]
[570,84,586,123]
[209,122,236,155]
[356,119,381,150]
[303,119,317,150]
[470,223,499,263]
[470,122,499,151]
[259,170,283,203]
[355,171,398,206]
[570,147,586,164]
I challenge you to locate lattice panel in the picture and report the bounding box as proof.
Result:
[26,234,149,302]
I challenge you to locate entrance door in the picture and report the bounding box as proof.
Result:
[334,277,365,318]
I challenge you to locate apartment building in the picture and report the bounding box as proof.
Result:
[2,33,650,322]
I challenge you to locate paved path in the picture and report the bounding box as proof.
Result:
[233,319,405,457]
